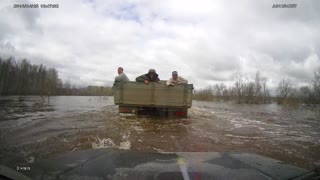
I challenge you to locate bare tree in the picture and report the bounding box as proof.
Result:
[213,83,226,101]
[261,77,269,103]
[193,86,214,101]
[243,82,255,103]
[233,72,248,103]
[313,67,320,103]
[253,72,262,103]
[277,79,294,104]
[254,72,262,95]
[299,86,313,104]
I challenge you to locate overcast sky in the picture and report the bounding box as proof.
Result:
[0,0,319,90]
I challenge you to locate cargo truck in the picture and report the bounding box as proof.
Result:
[113,81,193,117]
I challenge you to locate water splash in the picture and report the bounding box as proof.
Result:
[91,132,131,150]
[92,138,116,149]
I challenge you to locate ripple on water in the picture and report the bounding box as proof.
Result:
[1,97,320,170]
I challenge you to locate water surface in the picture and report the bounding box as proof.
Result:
[0,96,319,171]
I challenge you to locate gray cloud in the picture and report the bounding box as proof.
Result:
[0,0,319,90]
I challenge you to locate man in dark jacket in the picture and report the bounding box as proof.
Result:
[136,69,161,84]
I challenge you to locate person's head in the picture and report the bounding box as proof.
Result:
[118,67,123,74]
[148,69,156,77]
[172,71,178,80]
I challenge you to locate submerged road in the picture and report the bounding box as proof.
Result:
[0,96,319,173]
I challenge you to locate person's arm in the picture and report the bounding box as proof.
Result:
[177,76,188,84]
[123,74,130,81]
[136,75,146,82]
[113,76,120,87]
[167,78,174,86]
[115,74,123,82]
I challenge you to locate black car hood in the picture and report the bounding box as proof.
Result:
[3,148,319,180]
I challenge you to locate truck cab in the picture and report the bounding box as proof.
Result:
[113,81,193,117]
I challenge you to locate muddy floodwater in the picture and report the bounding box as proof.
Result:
[0,96,319,171]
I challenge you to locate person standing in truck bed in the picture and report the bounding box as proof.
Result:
[166,71,188,86]
[114,67,129,84]
[136,69,161,85]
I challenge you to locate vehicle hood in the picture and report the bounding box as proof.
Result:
[10,148,318,179]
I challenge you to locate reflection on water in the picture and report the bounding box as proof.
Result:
[0,96,113,121]
[0,96,319,171]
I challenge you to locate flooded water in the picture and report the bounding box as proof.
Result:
[0,96,319,171]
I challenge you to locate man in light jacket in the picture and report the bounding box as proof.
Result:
[114,67,129,84]
[167,71,188,86]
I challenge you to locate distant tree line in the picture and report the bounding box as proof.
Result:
[0,57,59,95]
[2,56,319,103]
[57,85,113,96]
[194,69,320,105]
[193,72,272,104]
[0,57,113,96]
[276,68,320,105]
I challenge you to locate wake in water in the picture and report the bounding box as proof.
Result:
[0,96,319,171]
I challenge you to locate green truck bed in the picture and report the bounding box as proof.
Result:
[113,81,193,116]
